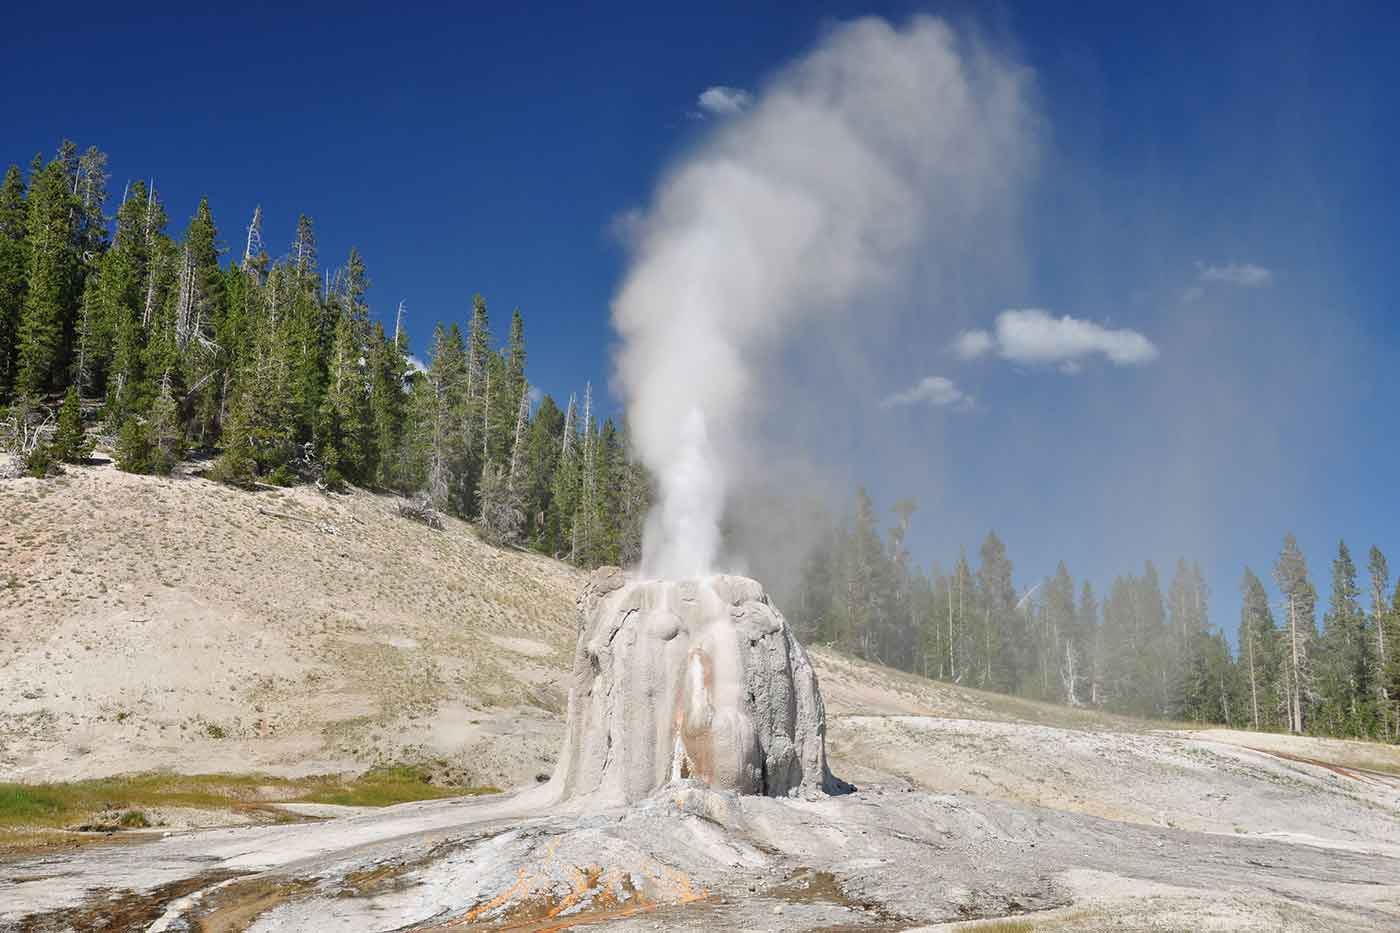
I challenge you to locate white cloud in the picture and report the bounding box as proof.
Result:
[406,355,427,374]
[1197,261,1272,287]
[696,85,752,116]
[526,385,543,408]
[952,329,994,360]
[879,375,973,410]
[952,309,1158,369]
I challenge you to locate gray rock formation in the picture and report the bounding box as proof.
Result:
[545,568,841,803]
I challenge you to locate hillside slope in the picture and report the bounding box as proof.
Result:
[1,464,582,788]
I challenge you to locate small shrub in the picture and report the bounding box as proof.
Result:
[267,465,297,487]
[114,418,154,474]
[117,809,149,828]
[51,387,93,463]
[23,442,58,478]
[209,443,257,488]
[320,465,347,493]
[205,722,227,740]
[115,412,182,477]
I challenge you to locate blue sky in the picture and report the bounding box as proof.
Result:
[4,2,1398,633]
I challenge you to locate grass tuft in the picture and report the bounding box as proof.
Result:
[295,766,500,807]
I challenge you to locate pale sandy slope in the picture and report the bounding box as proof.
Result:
[1,463,581,789]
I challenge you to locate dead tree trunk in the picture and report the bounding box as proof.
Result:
[1288,596,1303,734]
[508,386,529,484]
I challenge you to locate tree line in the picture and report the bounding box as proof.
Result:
[6,141,1397,743]
[0,140,649,563]
[790,489,1400,742]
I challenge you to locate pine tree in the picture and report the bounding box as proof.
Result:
[419,323,467,508]
[176,198,228,442]
[368,319,409,489]
[520,393,563,548]
[1368,547,1395,738]
[1239,568,1279,731]
[1102,571,1164,717]
[51,385,92,462]
[116,373,183,475]
[884,499,920,671]
[319,305,369,483]
[1320,540,1371,734]
[548,393,581,558]
[949,547,972,683]
[216,292,294,483]
[138,231,184,415]
[837,488,884,659]
[0,165,29,402]
[1079,581,1102,706]
[114,416,154,474]
[976,531,1017,691]
[15,155,78,397]
[286,215,324,440]
[464,294,490,465]
[1169,560,1213,719]
[615,431,651,568]
[484,348,513,469]
[1274,533,1317,734]
[584,417,621,567]
[795,513,837,644]
[148,373,185,474]
[104,181,166,420]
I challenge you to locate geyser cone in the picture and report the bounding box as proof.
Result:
[546,568,842,804]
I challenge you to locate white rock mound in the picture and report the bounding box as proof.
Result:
[545,568,842,803]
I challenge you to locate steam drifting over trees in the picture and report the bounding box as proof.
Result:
[785,490,1399,742]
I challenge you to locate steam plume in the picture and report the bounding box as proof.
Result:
[612,16,1034,579]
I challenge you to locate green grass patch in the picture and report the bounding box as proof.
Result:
[295,766,499,807]
[0,768,499,844]
[0,785,68,823]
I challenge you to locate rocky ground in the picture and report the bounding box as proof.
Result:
[5,777,1398,931]
[4,464,1400,930]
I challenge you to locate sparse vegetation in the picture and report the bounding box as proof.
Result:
[0,769,499,851]
[296,766,499,807]
[117,809,150,828]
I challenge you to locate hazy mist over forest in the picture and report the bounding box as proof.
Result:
[603,13,1387,634]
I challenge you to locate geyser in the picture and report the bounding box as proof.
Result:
[612,16,1034,579]
[546,568,840,803]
